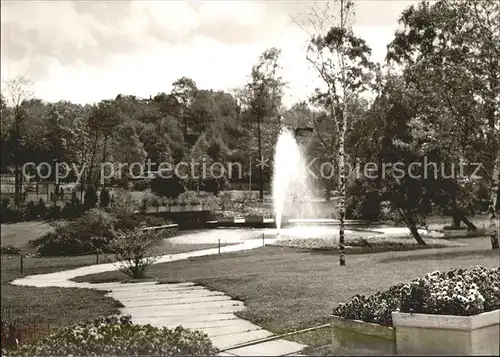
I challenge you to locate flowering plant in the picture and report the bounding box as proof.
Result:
[2,314,218,356]
[333,266,500,326]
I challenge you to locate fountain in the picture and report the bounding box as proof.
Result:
[272,128,318,235]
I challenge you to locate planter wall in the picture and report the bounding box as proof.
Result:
[330,315,396,355]
[245,215,265,223]
[392,310,500,356]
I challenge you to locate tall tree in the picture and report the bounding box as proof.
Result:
[245,47,286,201]
[2,76,34,206]
[171,77,198,138]
[294,0,375,265]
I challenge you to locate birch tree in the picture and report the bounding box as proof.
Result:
[293,0,375,265]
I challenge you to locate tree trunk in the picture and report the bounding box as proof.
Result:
[488,147,499,249]
[399,208,426,245]
[338,114,346,266]
[257,113,264,202]
[13,110,22,207]
[461,214,477,231]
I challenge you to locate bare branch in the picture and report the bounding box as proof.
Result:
[2,75,34,110]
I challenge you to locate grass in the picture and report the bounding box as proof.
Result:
[74,236,499,349]
[1,242,233,328]
[1,255,122,327]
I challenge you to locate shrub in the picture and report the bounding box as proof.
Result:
[333,266,500,326]
[34,199,48,220]
[25,201,37,220]
[201,177,228,194]
[108,189,138,217]
[83,186,98,209]
[0,245,21,256]
[0,203,25,223]
[47,204,61,220]
[2,314,218,356]
[132,179,150,191]
[107,227,164,279]
[61,194,86,219]
[32,209,116,256]
[99,188,110,208]
[151,176,185,198]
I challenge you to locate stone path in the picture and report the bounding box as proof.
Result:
[11,239,307,356]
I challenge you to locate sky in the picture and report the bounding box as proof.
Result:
[1,0,418,108]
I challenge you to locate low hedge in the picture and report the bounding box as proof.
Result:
[333,266,500,326]
[2,315,218,356]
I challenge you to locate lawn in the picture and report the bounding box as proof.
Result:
[1,242,234,328]
[74,236,499,349]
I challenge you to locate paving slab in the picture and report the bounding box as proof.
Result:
[132,313,240,326]
[10,239,307,356]
[121,304,246,317]
[160,319,260,331]
[202,324,263,337]
[114,294,232,305]
[225,339,306,356]
[107,288,223,300]
[211,330,274,350]
[123,299,244,311]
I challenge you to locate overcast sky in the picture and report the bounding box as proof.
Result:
[1,0,418,107]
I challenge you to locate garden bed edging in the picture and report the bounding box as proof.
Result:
[330,315,396,355]
[392,309,500,356]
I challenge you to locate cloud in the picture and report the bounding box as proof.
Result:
[1,1,292,81]
[0,1,417,106]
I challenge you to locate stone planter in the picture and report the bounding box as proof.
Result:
[443,227,468,237]
[245,215,265,223]
[186,204,203,211]
[158,206,168,212]
[392,309,500,356]
[218,217,235,223]
[330,315,396,355]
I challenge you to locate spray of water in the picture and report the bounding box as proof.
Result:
[272,128,317,234]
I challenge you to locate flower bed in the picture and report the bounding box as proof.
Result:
[333,266,499,326]
[331,266,500,355]
[271,235,462,252]
[2,315,218,356]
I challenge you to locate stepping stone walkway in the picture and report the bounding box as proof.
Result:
[11,239,306,356]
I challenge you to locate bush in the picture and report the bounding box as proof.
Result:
[47,204,61,220]
[2,314,217,356]
[83,186,98,209]
[333,266,500,326]
[132,179,150,191]
[25,201,37,220]
[0,245,21,256]
[32,209,116,256]
[151,176,185,198]
[34,199,48,220]
[107,228,164,279]
[99,188,110,208]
